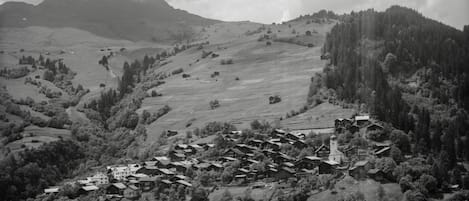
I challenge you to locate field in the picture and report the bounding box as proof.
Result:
[308,176,403,201]
[139,20,340,143]
[0,19,353,150]
[6,125,71,151]
[280,102,356,130]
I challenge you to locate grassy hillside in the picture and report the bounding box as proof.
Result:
[0,0,219,42]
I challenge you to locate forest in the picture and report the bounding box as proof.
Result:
[317,5,469,198]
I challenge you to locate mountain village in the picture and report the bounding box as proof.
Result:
[41,114,412,200]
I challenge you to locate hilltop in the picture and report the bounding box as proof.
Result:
[0,0,219,42]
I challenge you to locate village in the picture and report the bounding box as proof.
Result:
[40,113,406,200]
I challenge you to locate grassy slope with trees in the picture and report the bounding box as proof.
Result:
[308,5,469,200]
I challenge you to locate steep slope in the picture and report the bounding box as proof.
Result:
[137,19,338,142]
[0,0,219,42]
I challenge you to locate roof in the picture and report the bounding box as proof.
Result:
[176,180,192,187]
[112,183,127,189]
[127,185,138,191]
[159,168,175,175]
[211,163,223,168]
[153,156,170,164]
[173,153,186,158]
[221,156,237,161]
[355,115,370,121]
[190,144,203,149]
[44,187,60,193]
[139,176,159,182]
[367,123,384,129]
[367,168,382,174]
[81,185,99,191]
[225,148,245,155]
[176,144,189,149]
[281,167,296,174]
[282,162,294,167]
[375,147,391,155]
[235,174,247,178]
[129,173,148,178]
[161,179,172,184]
[175,175,188,180]
[323,160,339,166]
[274,129,286,134]
[305,156,321,161]
[315,144,330,152]
[354,161,369,167]
[238,168,250,173]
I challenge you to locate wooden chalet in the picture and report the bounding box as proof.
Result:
[175,180,192,187]
[151,156,171,167]
[349,161,370,180]
[139,177,159,191]
[295,156,321,170]
[354,115,371,127]
[246,139,264,148]
[136,166,160,176]
[123,185,140,200]
[262,141,281,151]
[275,167,296,180]
[169,151,186,161]
[335,118,353,129]
[319,160,339,174]
[106,183,126,195]
[348,124,360,134]
[224,148,246,159]
[78,185,99,195]
[367,169,386,182]
[315,144,330,159]
[375,147,391,158]
[292,140,307,149]
[366,123,384,133]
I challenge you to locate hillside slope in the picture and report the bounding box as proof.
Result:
[0,0,219,42]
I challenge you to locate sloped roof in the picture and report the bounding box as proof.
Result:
[176,180,192,187]
[354,161,369,167]
[112,183,126,189]
[81,185,99,191]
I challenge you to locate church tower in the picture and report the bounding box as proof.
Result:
[329,135,343,164]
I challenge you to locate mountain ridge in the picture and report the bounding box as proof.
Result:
[0,0,220,42]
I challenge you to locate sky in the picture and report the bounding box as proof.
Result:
[1,0,468,30]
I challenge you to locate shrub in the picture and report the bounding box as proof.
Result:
[220,59,233,65]
[182,73,191,78]
[99,83,106,88]
[308,43,314,48]
[172,68,183,75]
[151,90,162,97]
[306,30,312,36]
[266,41,272,46]
[269,95,281,104]
[209,100,220,109]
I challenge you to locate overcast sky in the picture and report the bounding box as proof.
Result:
[1,0,468,30]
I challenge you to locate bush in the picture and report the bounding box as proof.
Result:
[151,90,162,97]
[209,100,220,109]
[305,30,312,36]
[182,73,191,78]
[220,59,233,65]
[269,95,281,104]
[172,68,183,75]
[266,41,272,46]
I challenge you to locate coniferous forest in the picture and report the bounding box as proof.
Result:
[320,5,469,189]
